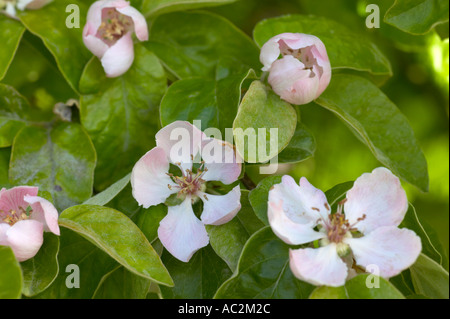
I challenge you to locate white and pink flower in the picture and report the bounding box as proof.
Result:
[83,0,148,78]
[0,186,60,262]
[260,32,332,105]
[268,167,422,287]
[131,121,243,262]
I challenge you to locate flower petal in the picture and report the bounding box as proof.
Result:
[199,185,241,226]
[83,23,109,58]
[268,200,325,245]
[131,147,178,209]
[344,167,409,234]
[201,138,242,185]
[158,198,209,262]
[116,5,148,41]
[100,32,135,77]
[156,121,206,173]
[4,220,44,262]
[0,186,38,218]
[346,226,422,278]
[289,244,348,287]
[0,223,10,245]
[24,195,60,235]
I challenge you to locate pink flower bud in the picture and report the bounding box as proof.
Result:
[0,186,60,262]
[82,0,148,78]
[260,33,332,105]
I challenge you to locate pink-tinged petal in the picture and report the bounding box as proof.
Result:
[85,0,106,34]
[268,55,320,105]
[201,138,242,185]
[158,198,209,262]
[344,167,409,234]
[0,223,10,245]
[4,220,44,262]
[260,37,282,72]
[311,47,332,97]
[268,200,325,246]
[83,23,109,58]
[131,147,178,209]
[100,32,135,77]
[0,186,38,216]
[346,226,422,279]
[199,185,241,226]
[156,121,206,173]
[24,195,60,236]
[116,5,148,41]
[268,175,328,225]
[25,0,52,10]
[289,244,348,287]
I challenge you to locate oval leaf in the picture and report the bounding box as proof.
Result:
[0,246,22,299]
[0,15,25,81]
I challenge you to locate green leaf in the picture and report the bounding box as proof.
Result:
[410,254,449,299]
[233,81,297,163]
[0,84,50,148]
[0,147,11,187]
[0,15,25,81]
[34,228,118,299]
[385,0,449,35]
[160,245,232,299]
[21,233,60,297]
[309,274,405,299]
[134,204,167,243]
[59,205,174,287]
[315,74,429,192]
[83,173,131,206]
[142,0,238,16]
[248,175,283,225]
[18,0,92,92]
[206,190,265,271]
[278,122,316,164]
[0,246,22,299]
[400,204,445,266]
[80,44,167,190]
[10,122,96,211]
[214,227,315,299]
[93,266,151,299]
[146,11,260,79]
[324,181,354,208]
[253,14,392,78]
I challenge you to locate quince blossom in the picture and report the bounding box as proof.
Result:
[260,33,332,105]
[0,186,60,262]
[131,121,242,262]
[268,167,421,287]
[83,0,148,78]
[0,0,51,17]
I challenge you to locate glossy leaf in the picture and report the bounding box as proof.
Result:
[214,227,314,299]
[206,190,265,270]
[0,246,22,299]
[10,122,96,211]
[18,0,92,92]
[146,11,260,79]
[83,173,131,206]
[59,205,174,287]
[324,181,354,208]
[134,204,167,243]
[385,0,449,35]
[0,15,25,81]
[410,254,449,299]
[309,274,405,299]
[142,0,238,16]
[0,147,11,187]
[248,175,282,225]
[253,14,392,77]
[80,44,167,190]
[233,81,297,163]
[160,245,232,299]
[21,233,60,297]
[315,74,429,191]
[93,266,151,299]
[278,123,316,164]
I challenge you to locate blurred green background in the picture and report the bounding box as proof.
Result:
[2,0,448,265]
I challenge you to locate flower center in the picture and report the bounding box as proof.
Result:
[278,41,323,77]
[1,206,32,226]
[167,162,208,200]
[96,7,134,46]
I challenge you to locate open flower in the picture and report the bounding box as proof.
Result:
[0,186,60,262]
[260,33,332,105]
[131,121,242,262]
[83,0,148,77]
[268,167,421,287]
[0,0,51,17]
